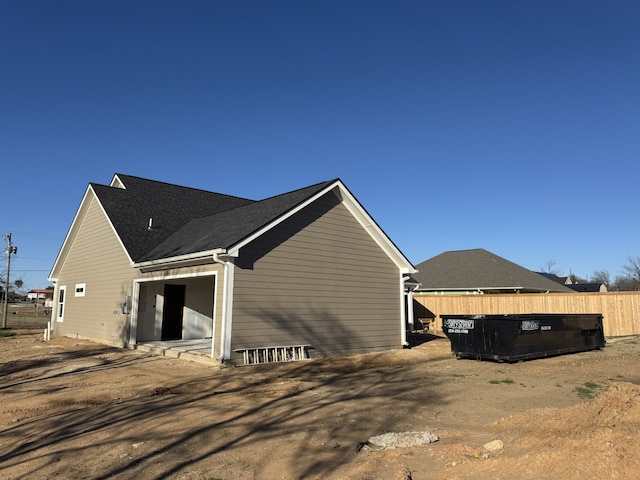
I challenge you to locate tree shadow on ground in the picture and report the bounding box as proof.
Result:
[0,344,156,391]
[0,334,454,480]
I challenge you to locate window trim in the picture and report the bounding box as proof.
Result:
[57,286,66,322]
[75,283,86,297]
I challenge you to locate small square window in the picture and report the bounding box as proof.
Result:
[75,283,86,297]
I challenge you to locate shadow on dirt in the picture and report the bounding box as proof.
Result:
[0,345,157,392]
[407,331,444,348]
[0,333,452,479]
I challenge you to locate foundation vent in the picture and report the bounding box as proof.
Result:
[235,345,310,365]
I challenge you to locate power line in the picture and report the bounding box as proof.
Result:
[7,269,50,272]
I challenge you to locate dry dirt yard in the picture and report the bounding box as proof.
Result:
[1,331,640,480]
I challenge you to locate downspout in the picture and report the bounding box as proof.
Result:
[406,288,415,333]
[400,273,408,347]
[128,282,140,346]
[213,252,234,362]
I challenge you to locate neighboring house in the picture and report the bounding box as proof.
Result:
[27,289,55,307]
[536,273,608,293]
[49,174,416,364]
[567,283,608,293]
[536,272,572,285]
[412,249,576,295]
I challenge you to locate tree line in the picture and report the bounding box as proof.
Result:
[544,256,640,291]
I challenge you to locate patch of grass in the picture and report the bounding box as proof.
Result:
[1,309,49,332]
[429,355,453,362]
[575,381,603,399]
[489,378,515,385]
[0,329,17,338]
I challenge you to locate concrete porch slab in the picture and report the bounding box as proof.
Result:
[134,339,221,365]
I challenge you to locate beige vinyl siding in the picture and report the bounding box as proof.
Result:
[54,195,135,345]
[231,192,401,359]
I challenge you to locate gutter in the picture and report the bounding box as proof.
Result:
[134,249,222,271]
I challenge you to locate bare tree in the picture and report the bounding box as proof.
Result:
[540,259,559,274]
[611,257,640,291]
[591,270,610,287]
[612,275,638,291]
[622,256,640,281]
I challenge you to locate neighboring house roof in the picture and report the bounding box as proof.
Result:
[50,174,415,277]
[536,272,572,285]
[568,283,607,293]
[413,248,575,293]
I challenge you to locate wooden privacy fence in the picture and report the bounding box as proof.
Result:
[413,291,640,337]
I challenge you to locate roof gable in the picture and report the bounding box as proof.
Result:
[413,249,575,293]
[52,174,415,274]
[137,180,337,262]
[93,174,255,262]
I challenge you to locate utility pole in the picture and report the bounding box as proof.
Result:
[2,233,17,329]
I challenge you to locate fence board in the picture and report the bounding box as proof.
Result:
[413,292,640,337]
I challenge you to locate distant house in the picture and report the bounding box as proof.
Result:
[536,272,608,293]
[49,174,416,364]
[27,289,54,300]
[27,289,55,307]
[567,283,608,293]
[412,249,575,295]
[536,272,572,285]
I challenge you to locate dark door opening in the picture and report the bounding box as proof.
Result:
[161,284,185,340]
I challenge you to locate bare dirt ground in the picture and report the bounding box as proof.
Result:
[1,331,640,480]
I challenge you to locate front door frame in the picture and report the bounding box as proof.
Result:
[129,271,218,354]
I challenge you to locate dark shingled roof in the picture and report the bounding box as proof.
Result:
[413,248,575,293]
[92,174,336,263]
[568,283,605,292]
[137,179,336,262]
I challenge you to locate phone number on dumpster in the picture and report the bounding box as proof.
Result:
[444,319,475,334]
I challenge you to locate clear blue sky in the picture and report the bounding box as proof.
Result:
[1,1,638,292]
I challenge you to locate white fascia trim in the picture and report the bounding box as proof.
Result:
[110,174,126,188]
[227,182,344,256]
[133,248,231,270]
[227,180,416,275]
[49,185,133,279]
[134,269,219,283]
[49,185,92,280]
[334,183,416,274]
